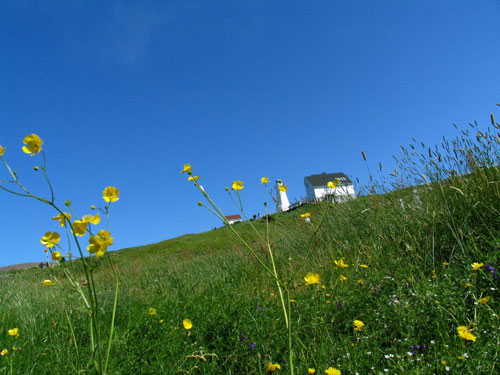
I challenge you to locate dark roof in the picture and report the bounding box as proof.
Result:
[225,215,242,220]
[304,172,353,187]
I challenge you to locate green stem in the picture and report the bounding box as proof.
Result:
[64,308,81,369]
[287,290,294,375]
[266,243,289,328]
[103,253,120,375]
[9,351,13,375]
[41,151,55,203]
[263,206,289,328]
[308,201,331,247]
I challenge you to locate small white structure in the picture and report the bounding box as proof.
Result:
[276,180,290,212]
[304,172,356,202]
[225,215,242,225]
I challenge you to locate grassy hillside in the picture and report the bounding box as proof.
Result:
[1,120,500,374]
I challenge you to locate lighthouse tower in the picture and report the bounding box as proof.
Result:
[276,180,290,212]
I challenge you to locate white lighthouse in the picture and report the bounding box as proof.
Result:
[276,180,290,212]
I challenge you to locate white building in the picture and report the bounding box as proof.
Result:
[225,215,242,225]
[304,172,356,202]
[276,180,290,212]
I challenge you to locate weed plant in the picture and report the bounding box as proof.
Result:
[0,136,120,374]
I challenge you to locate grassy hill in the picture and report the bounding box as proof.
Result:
[1,123,500,374]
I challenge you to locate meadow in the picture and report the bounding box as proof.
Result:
[1,115,500,375]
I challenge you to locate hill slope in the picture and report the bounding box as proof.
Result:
[2,125,500,374]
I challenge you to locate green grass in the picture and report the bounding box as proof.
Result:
[1,119,500,374]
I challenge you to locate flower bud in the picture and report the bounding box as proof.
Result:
[33,166,39,171]
[90,205,96,210]
[197,201,203,206]
[225,187,229,191]
[64,200,71,206]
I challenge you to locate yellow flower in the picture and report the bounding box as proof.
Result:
[457,356,466,361]
[304,272,320,286]
[308,369,316,374]
[0,349,7,356]
[41,280,56,286]
[183,319,193,330]
[327,180,339,189]
[457,326,477,342]
[339,275,347,281]
[472,262,483,271]
[325,367,341,375]
[465,283,473,288]
[441,360,447,366]
[188,176,200,181]
[442,261,450,266]
[7,328,19,339]
[261,177,269,184]
[477,296,490,304]
[103,186,120,202]
[267,362,281,373]
[87,230,114,257]
[72,220,87,236]
[334,258,348,268]
[360,264,369,268]
[278,184,287,192]
[232,181,244,190]
[82,213,101,225]
[0,145,6,156]
[40,232,60,248]
[149,308,157,316]
[51,251,62,261]
[181,164,193,174]
[300,212,311,218]
[353,320,365,332]
[52,212,71,227]
[22,134,43,155]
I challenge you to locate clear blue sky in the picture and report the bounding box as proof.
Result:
[1,1,499,267]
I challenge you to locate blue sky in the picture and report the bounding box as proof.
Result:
[1,1,499,267]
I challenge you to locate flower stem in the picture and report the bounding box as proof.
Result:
[103,253,120,375]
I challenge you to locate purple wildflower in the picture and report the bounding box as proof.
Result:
[484,264,499,279]
[240,331,248,342]
[249,341,256,350]
[410,344,426,355]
